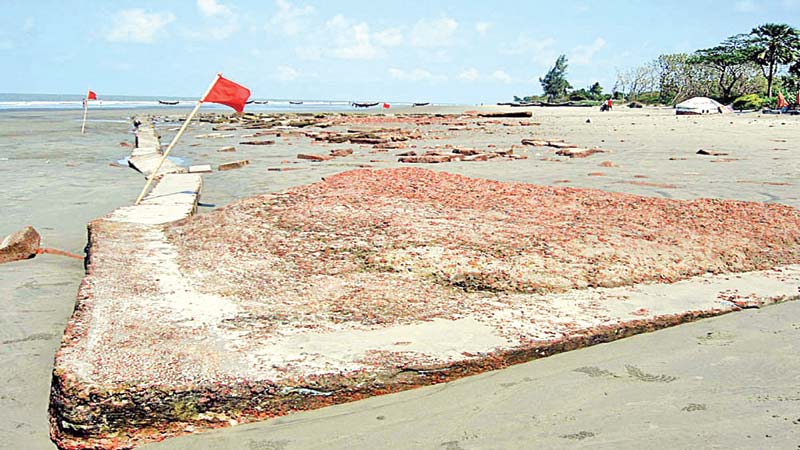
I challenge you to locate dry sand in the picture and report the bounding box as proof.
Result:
[2,105,799,449]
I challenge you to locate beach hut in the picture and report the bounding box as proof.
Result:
[675,97,726,115]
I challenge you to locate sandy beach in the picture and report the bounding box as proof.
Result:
[2,105,800,449]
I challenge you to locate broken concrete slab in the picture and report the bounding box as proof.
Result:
[218,160,250,171]
[297,153,334,162]
[128,122,185,177]
[49,168,800,449]
[556,148,606,158]
[0,225,41,264]
[188,165,213,174]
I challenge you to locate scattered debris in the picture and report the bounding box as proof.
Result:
[697,149,729,156]
[188,165,213,174]
[478,111,533,118]
[330,149,354,157]
[239,140,275,146]
[218,160,250,171]
[556,148,605,158]
[0,225,41,264]
[298,153,334,162]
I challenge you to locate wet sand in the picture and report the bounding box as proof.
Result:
[1,105,799,449]
[141,300,800,450]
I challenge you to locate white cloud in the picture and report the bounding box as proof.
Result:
[276,65,301,81]
[570,37,606,65]
[22,18,35,32]
[197,0,230,17]
[296,17,401,61]
[388,67,446,82]
[374,28,403,47]
[194,0,238,39]
[270,0,315,36]
[458,67,480,81]
[475,22,492,36]
[734,0,757,12]
[492,70,513,84]
[502,33,557,65]
[325,15,382,60]
[410,16,458,48]
[106,9,175,44]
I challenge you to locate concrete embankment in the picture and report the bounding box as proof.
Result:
[47,163,800,449]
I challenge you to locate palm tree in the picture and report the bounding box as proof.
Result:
[749,23,800,97]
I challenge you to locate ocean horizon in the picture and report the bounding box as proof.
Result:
[0,93,445,112]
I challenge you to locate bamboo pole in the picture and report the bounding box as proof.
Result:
[134,74,221,205]
[80,90,89,134]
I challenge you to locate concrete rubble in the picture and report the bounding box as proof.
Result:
[49,167,800,449]
[0,225,41,264]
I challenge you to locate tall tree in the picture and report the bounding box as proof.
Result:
[748,23,800,97]
[691,35,754,102]
[539,55,571,102]
[588,82,603,98]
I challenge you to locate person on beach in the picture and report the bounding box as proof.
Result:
[606,98,613,110]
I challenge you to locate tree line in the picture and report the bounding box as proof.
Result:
[526,23,800,108]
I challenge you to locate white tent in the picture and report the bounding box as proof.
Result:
[675,97,726,115]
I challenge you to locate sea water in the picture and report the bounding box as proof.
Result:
[0,93,404,112]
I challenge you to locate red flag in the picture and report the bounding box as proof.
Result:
[382,102,390,109]
[203,75,251,113]
[87,90,97,100]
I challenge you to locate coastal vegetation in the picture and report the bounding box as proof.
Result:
[516,23,800,108]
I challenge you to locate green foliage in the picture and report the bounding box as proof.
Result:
[589,82,603,97]
[569,88,592,101]
[779,74,800,94]
[732,93,765,110]
[635,91,662,104]
[539,55,572,102]
[691,34,759,102]
[747,23,800,96]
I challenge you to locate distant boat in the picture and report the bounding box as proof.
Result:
[413,102,430,107]
[352,102,379,108]
[245,100,255,104]
[158,100,179,105]
[498,101,536,107]
[253,100,269,104]
[289,101,303,105]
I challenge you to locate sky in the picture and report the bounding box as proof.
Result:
[1,0,798,103]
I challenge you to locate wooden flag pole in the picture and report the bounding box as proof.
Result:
[134,74,221,205]
[80,89,89,134]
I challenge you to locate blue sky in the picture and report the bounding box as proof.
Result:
[1,0,798,103]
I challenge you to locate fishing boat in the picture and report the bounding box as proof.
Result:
[158,100,179,105]
[289,101,303,105]
[253,100,269,104]
[413,102,430,107]
[352,102,379,108]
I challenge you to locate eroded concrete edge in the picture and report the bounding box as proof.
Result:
[50,139,202,449]
[128,121,184,177]
[47,168,800,449]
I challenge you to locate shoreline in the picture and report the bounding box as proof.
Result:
[1,106,799,449]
